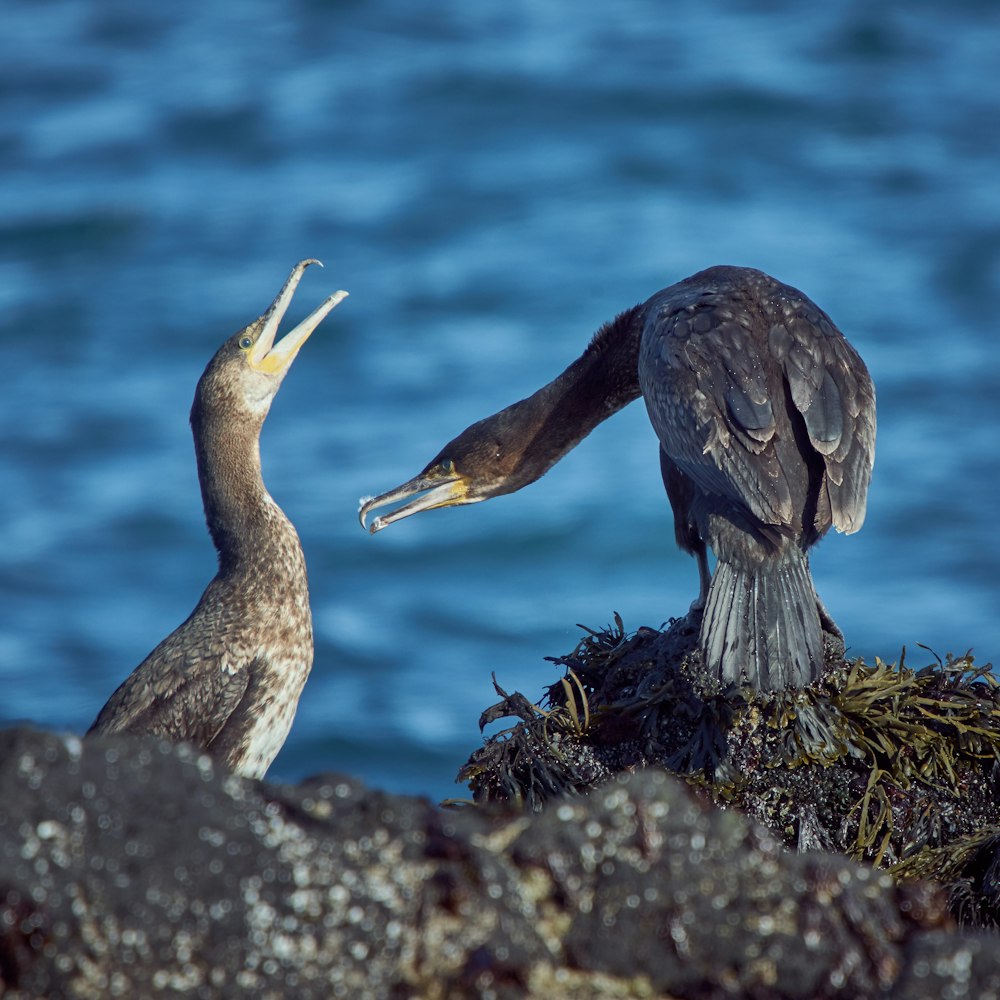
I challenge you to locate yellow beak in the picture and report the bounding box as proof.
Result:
[249,259,348,375]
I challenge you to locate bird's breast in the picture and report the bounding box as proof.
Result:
[233,648,313,780]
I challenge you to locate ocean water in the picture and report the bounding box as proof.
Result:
[2,0,999,802]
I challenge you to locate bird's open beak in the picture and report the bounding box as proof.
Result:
[359,466,470,534]
[250,259,348,375]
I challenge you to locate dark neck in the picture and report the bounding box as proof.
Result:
[191,406,294,577]
[515,304,645,474]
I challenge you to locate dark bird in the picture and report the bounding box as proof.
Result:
[88,260,348,777]
[359,266,875,690]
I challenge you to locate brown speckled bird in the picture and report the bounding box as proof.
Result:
[88,260,348,777]
[359,266,875,690]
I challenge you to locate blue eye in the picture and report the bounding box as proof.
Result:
[239,336,253,350]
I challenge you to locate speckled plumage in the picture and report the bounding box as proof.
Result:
[360,265,875,690]
[88,261,346,777]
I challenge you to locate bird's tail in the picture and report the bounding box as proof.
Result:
[700,550,824,689]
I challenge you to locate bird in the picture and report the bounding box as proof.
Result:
[358,266,875,690]
[88,260,348,777]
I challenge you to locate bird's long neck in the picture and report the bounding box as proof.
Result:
[192,406,299,578]
[514,304,646,472]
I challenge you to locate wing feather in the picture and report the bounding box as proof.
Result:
[89,627,251,749]
[640,269,875,537]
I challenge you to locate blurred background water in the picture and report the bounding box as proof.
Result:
[2,0,999,802]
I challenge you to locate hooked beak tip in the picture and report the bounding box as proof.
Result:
[358,495,374,531]
[356,471,466,535]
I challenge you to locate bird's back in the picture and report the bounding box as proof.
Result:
[639,266,875,544]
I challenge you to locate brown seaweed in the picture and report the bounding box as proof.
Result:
[458,613,1000,927]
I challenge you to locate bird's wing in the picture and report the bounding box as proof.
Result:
[645,299,797,529]
[768,294,877,534]
[88,631,252,749]
[644,284,875,535]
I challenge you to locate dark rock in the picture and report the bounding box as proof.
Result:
[1,726,999,998]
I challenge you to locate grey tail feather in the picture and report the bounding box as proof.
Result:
[700,552,824,689]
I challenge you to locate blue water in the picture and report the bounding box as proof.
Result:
[2,0,999,802]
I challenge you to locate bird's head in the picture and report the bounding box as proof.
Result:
[195,259,348,423]
[359,397,547,533]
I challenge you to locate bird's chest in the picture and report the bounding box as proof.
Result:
[234,642,312,779]
[224,586,314,778]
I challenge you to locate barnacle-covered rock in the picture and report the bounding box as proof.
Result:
[1,725,998,999]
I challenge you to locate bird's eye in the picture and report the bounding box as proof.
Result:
[441,459,455,475]
[239,336,254,350]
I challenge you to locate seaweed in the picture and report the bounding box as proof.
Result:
[457,613,1000,926]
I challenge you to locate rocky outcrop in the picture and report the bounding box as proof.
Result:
[1,725,998,999]
[463,616,1000,931]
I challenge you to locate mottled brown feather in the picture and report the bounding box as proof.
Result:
[87,267,326,776]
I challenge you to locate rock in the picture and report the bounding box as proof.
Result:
[1,726,999,999]
[461,617,1000,931]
